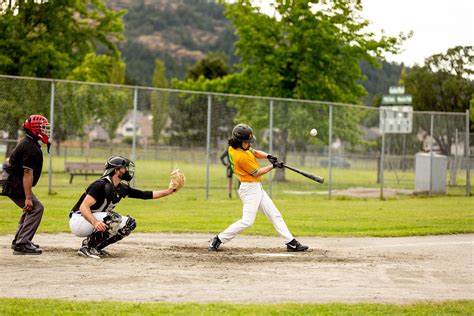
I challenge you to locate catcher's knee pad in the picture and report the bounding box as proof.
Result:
[103,212,122,236]
[119,215,136,236]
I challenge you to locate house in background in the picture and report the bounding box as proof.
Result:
[116,110,153,144]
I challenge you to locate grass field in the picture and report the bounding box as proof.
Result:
[1,157,472,314]
[0,299,473,315]
[0,158,472,236]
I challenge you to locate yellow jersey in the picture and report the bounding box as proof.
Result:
[228,146,261,182]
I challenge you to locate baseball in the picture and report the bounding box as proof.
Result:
[310,128,318,136]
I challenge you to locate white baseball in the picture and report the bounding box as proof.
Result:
[310,128,318,136]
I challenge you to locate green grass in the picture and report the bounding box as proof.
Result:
[0,185,472,237]
[1,157,472,237]
[0,299,473,315]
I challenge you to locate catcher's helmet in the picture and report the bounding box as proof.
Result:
[232,124,256,143]
[23,114,50,145]
[103,156,135,181]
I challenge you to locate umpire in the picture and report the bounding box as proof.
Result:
[0,115,51,255]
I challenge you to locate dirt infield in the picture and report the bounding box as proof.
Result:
[1,233,472,304]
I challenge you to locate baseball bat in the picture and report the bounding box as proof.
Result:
[282,163,324,184]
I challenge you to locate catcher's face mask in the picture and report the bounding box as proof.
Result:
[104,156,135,181]
[119,161,135,182]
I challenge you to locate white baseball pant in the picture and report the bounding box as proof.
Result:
[218,182,294,243]
[69,212,130,237]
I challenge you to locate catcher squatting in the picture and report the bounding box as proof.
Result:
[2,115,307,258]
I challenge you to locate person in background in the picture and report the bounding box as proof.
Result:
[220,148,236,198]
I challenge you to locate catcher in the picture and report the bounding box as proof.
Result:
[69,156,185,259]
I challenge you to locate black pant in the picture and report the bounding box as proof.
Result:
[9,193,44,244]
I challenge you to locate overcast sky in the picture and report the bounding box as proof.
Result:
[255,0,473,67]
[362,0,473,66]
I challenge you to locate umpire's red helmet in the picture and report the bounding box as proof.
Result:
[23,114,51,145]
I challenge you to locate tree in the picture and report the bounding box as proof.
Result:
[66,53,130,143]
[405,46,474,155]
[0,0,125,78]
[0,0,126,157]
[175,0,406,180]
[186,53,231,81]
[172,53,235,147]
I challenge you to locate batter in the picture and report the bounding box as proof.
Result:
[209,124,308,252]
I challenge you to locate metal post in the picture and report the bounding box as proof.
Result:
[269,99,274,197]
[131,87,138,187]
[466,110,471,196]
[48,81,55,195]
[380,132,385,200]
[205,94,212,200]
[328,105,333,199]
[429,113,434,196]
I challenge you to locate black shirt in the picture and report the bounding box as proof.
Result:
[5,136,43,187]
[70,177,153,217]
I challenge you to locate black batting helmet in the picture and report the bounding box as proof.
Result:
[232,124,256,143]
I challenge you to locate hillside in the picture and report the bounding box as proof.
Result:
[107,0,406,105]
[107,0,237,85]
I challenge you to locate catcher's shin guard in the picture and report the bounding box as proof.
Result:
[96,216,137,251]
[84,212,125,250]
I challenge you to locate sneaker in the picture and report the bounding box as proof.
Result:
[208,235,222,251]
[286,239,309,252]
[78,246,101,259]
[13,243,42,255]
[228,192,232,199]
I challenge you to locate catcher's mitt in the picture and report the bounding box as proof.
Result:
[169,169,185,191]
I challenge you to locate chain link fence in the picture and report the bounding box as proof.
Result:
[0,75,471,199]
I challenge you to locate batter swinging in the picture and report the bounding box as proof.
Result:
[209,124,308,252]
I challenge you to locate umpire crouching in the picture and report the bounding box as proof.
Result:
[0,115,51,255]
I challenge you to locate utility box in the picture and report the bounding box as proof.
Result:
[415,152,448,193]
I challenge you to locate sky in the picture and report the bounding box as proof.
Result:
[255,0,474,67]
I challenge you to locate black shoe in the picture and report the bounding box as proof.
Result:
[78,246,101,259]
[13,243,42,255]
[11,240,40,250]
[228,193,232,199]
[208,235,222,251]
[286,239,308,252]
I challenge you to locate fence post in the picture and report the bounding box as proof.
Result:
[48,80,55,195]
[466,110,471,196]
[269,99,274,197]
[205,94,212,200]
[380,131,385,200]
[429,113,434,197]
[131,87,138,187]
[328,105,333,199]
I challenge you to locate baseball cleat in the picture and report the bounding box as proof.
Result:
[78,246,101,259]
[208,235,222,251]
[286,239,309,252]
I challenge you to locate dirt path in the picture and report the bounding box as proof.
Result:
[1,233,472,304]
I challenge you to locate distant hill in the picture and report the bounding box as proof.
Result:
[107,0,407,105]
[107,0,237,85]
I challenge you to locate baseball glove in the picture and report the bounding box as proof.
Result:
[169,169,185,192]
